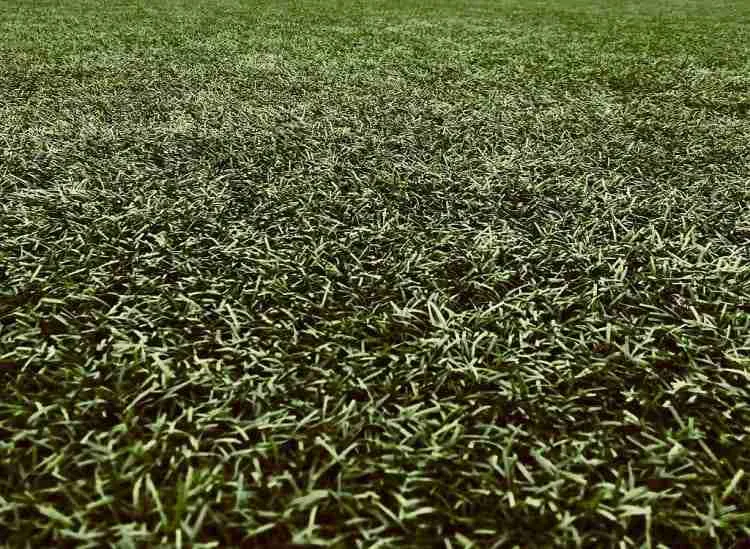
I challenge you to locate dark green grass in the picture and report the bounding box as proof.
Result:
[1,0,750,547]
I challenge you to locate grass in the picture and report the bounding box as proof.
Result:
[1,0,749,546]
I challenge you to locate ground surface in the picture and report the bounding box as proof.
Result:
[1,0,750,547]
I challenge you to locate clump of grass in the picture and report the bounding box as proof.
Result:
[1,0,750,547]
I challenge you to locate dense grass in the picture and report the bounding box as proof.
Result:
[1,0,750,546]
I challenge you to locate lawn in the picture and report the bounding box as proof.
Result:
[1,0,749,546]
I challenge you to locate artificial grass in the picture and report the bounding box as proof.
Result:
[1,0,749,546]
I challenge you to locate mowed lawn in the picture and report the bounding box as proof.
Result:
[1,0,749,546]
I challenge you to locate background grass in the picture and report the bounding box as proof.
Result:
[1,0,750,547]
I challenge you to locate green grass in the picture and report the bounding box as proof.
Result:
[1,0,750,546]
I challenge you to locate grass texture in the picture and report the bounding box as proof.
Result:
[1,0,750,547]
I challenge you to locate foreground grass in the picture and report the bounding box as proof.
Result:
[1,0,750,546]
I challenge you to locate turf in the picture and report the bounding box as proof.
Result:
[1,0,750,547]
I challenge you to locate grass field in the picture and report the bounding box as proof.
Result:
[1,0,750,546]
